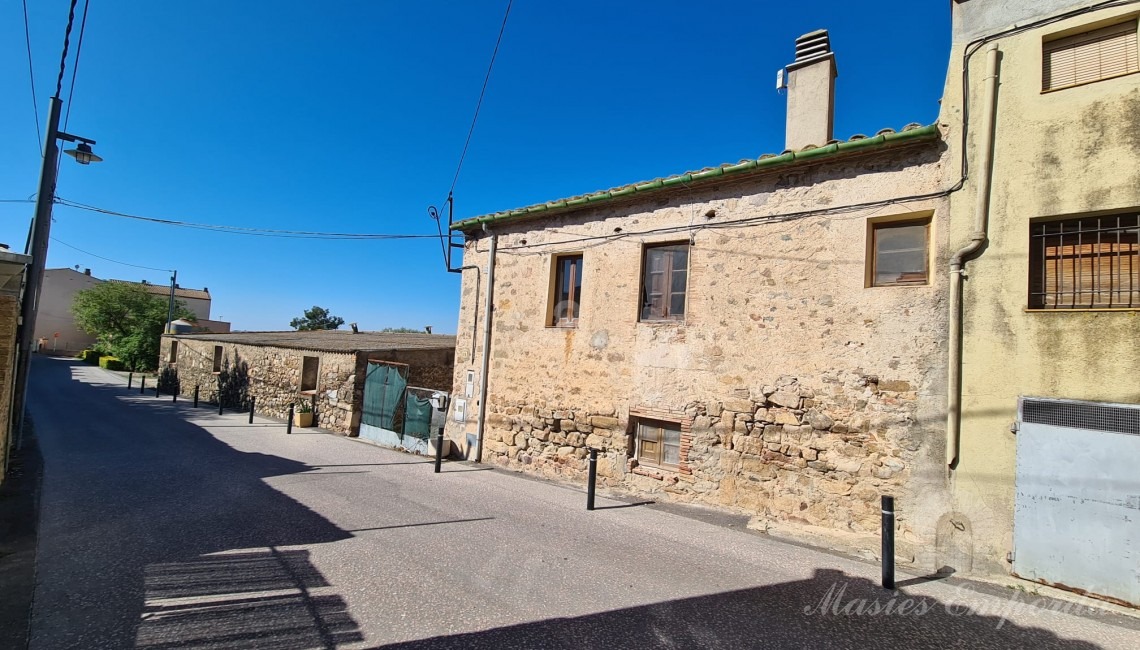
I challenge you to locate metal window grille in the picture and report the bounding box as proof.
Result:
[1021,398,1140,436]
[1029,213,1140,309]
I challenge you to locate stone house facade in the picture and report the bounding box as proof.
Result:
[444,31,956,570]
[161,331,455,436]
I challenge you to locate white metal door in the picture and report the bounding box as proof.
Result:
[1014,397,1140,607]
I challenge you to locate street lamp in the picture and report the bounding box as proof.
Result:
[12,96,102,438]
[64,141,102,165]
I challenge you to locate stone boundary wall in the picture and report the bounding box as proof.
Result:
[161,336,359,434]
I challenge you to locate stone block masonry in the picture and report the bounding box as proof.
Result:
[160,335,455,436]
[446,142,952,571]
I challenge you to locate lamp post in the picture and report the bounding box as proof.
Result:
[13,96,101,439]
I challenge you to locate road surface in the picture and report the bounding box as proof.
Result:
[25,357,1140,648]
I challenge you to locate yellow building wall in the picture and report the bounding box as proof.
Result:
[940,5,1140,574]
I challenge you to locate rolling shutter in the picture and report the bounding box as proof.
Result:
[1043,20,1139,91]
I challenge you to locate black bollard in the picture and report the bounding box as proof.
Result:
[248,396,255,424]
[140,376,146,394]
[128,372,133,389]
[586,448,598,511]
[882,495,895,590]
[172,389,177,403]
[193,385,199,408]
[434,427,445,473]
[218,397,224,416]
[155,381,161,398]
[286,404,294,435]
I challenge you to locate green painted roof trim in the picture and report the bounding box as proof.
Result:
[453,123,939,231]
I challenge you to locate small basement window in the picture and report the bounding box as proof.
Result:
[1029,213,1139,309]
[550,254,583,327]
[636,418,682,468]
[168,340,179,364]
[300,356,319,393]
[870,218,930,286]
[212,345,223,372]
[1043,19,1138,92]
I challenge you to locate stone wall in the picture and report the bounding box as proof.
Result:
[0,293,19,483]
[161,336,360,434]
[446,141,953,570]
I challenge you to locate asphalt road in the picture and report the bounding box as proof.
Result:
[25,357,1140,649]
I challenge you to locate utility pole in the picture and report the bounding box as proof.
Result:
[165,270,178,334]
[12,96,101,441]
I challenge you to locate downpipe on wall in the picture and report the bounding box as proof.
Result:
[947,42,1000,471]
[474,227,497,463]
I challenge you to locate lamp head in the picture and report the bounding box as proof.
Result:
[64,142,102,165]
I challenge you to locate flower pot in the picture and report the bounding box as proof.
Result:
[294,412,313,428]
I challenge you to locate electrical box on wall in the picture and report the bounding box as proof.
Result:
[453,398,466,422]
[465,370,474,398]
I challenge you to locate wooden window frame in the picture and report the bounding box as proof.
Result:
[634,417,683,469]
[639,242,690,322]
[300,355,320,394]
[212,345,223,373]
[548,253,583,328]
[868,217,932,287]
[1042,19,1139,93]
[1028,212,1140,310]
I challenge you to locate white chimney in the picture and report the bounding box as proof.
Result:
[783,29,837,151]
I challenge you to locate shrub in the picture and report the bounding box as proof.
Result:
[99,356,126,371]
[81,350,101,364]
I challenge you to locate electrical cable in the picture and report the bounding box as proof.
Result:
[50,237,172,272]
[447,0,513,197]
[21,0,43,153]
[54,0,79,99]
[53,198,440,241]
[63,0,90,130]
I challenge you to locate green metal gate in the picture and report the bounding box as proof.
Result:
[361,361,407,430]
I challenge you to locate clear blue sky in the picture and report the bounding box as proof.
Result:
[1,1,950,333]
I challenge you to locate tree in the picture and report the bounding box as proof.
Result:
[290,306,344,331]
[72,282,194,371]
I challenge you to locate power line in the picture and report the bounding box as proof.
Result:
[63,0,91,130]
[448,0,513,197]
[21,0,42,153]
[50,236,172,272]
[55,0,80,99]
[54,197,440,241]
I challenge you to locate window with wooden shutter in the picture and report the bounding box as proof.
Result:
[550,254,583,327]
[1043,20,1139,92]
[1029,213,1140,309]
[636,418,682,468]
[640,243,689,321]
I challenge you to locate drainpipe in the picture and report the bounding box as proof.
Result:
[474,228,497,463]
[947,42,1000,470]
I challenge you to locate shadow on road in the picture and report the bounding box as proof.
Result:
[377,568,1111,650]
[29,358,364,648]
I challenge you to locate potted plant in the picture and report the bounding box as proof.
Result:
[294,401,314,428]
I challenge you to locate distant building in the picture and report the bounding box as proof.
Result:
[38,268,229,352]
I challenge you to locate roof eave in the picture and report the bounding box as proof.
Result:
[452,124,940,232]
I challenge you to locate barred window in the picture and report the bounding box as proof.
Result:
[1043,20,1139,92]
[1029,214,1140,309]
